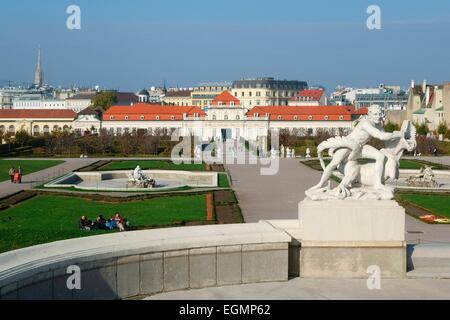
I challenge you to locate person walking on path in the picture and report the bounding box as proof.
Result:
[17,166,22,183]
[8,167,15,183]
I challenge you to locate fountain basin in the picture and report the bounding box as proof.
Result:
[44,170,218,191]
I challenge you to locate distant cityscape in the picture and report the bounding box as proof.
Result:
[0,49,448,142]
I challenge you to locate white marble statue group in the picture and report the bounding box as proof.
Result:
[306,104,417,201]
[128,165,156,188]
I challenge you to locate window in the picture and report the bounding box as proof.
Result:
[230,101,234,106]
[236,115,240,120]
[256,91,261,97]
[33,125,40,136]
[124,116,129,120]
[324,115,329,120]
[8,125,15,134]
[294,115,298,120]
[241,92,244,97]
[140,115,145,120]
[43,125,49,133]
[249,91,252,97]
[254,113,259,119]
[224,115,228,120]
[277,115,282,120]
[156,115,160,120]
[308,115,313,120]
[212,115,216,120]
[339,115,344,120]
[0,125,4,133]
[218,101,223,106]
[110,115,115,120]
[171,115,175,120]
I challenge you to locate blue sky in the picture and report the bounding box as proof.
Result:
[0,0,449,91]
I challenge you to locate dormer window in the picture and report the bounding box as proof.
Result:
[254,113,259,119]
[230,101,234,106]
[339,115,344,120]
[171,115,175,120]
[277,115,282,120]
[308,115,313,120]
[293,115,298,120]
[218,101,223,106]
[156,115,160,120]
[140,115,145,120]
[124,115,129,120]
[324,115,329,120]
[109,115,115,120]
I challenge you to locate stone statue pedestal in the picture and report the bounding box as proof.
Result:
[298,199,406,278]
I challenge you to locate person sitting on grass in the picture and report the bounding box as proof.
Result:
[105,217,117,230]
[79,216,92,231]
[113,212,127,232]
[92,215,107,230]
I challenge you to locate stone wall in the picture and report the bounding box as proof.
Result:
[0,221,290,300]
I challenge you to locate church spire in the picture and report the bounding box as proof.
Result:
[34,47,44,87]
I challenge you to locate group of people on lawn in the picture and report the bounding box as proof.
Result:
[8,166,23,183]
[79,213,129,232]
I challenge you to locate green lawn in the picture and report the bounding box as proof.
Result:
[397,193,450,219]
[218,173,230,188]
[0,194,206,253]
[0,159,64,182]
[99,160,205,171]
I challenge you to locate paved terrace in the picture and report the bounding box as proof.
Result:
[147,277,450,300]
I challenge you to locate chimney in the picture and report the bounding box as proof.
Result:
[411,80,415,89]
[422,79,427,93]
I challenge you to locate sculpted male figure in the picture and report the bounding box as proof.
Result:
[310,105,404,192]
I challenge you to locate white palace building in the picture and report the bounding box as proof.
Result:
[1,91,367,142]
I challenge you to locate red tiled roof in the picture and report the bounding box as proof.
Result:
[103,103,206,121]
[211,91,240,106]
[0,109,77,119]
[354,107,368,115]
[116,92,139,104]
[246,105,361,121]
[290,89,324,101]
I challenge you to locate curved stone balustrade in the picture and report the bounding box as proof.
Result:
[0,221,291,300]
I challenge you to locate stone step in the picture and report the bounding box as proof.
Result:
[407,243,450,271]
[407,268,450,279]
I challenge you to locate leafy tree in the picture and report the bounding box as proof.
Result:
[92,91,118,111]
[14,130,31,147]
[437,121,448,136]
[416,122,429,136]
[384,122,400,133]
